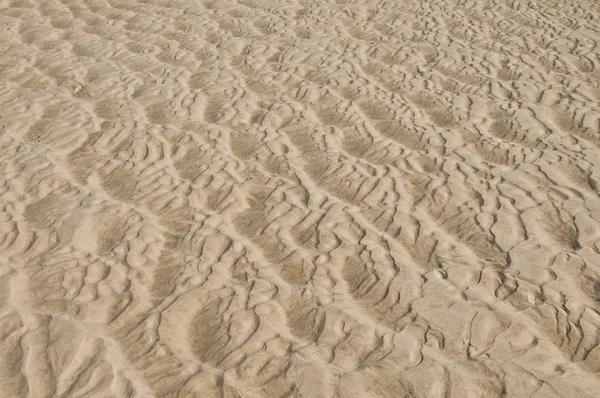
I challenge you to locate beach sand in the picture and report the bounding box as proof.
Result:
[1,0,600,396]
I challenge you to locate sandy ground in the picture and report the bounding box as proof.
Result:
[1,0,600,396]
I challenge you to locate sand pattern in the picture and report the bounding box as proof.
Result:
[2,0,600,396]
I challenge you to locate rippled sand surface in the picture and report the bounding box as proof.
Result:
[2,0,600,396]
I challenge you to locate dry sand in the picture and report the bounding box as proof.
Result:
[1,0,600,396]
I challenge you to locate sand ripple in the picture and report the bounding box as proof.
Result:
[2,0,600,396]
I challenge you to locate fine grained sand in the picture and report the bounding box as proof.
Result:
[1,0,600,396]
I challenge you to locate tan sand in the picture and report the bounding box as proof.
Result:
[1,0,600,396]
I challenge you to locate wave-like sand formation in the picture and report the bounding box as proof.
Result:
[2,0,600,396]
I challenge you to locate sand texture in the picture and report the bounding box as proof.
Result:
[2,0,600,396]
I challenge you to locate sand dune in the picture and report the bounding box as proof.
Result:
[1,0,600,396]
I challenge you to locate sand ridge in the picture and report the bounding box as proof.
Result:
[1,0,600,396]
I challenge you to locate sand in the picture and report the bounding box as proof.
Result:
[1,0,600,396]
